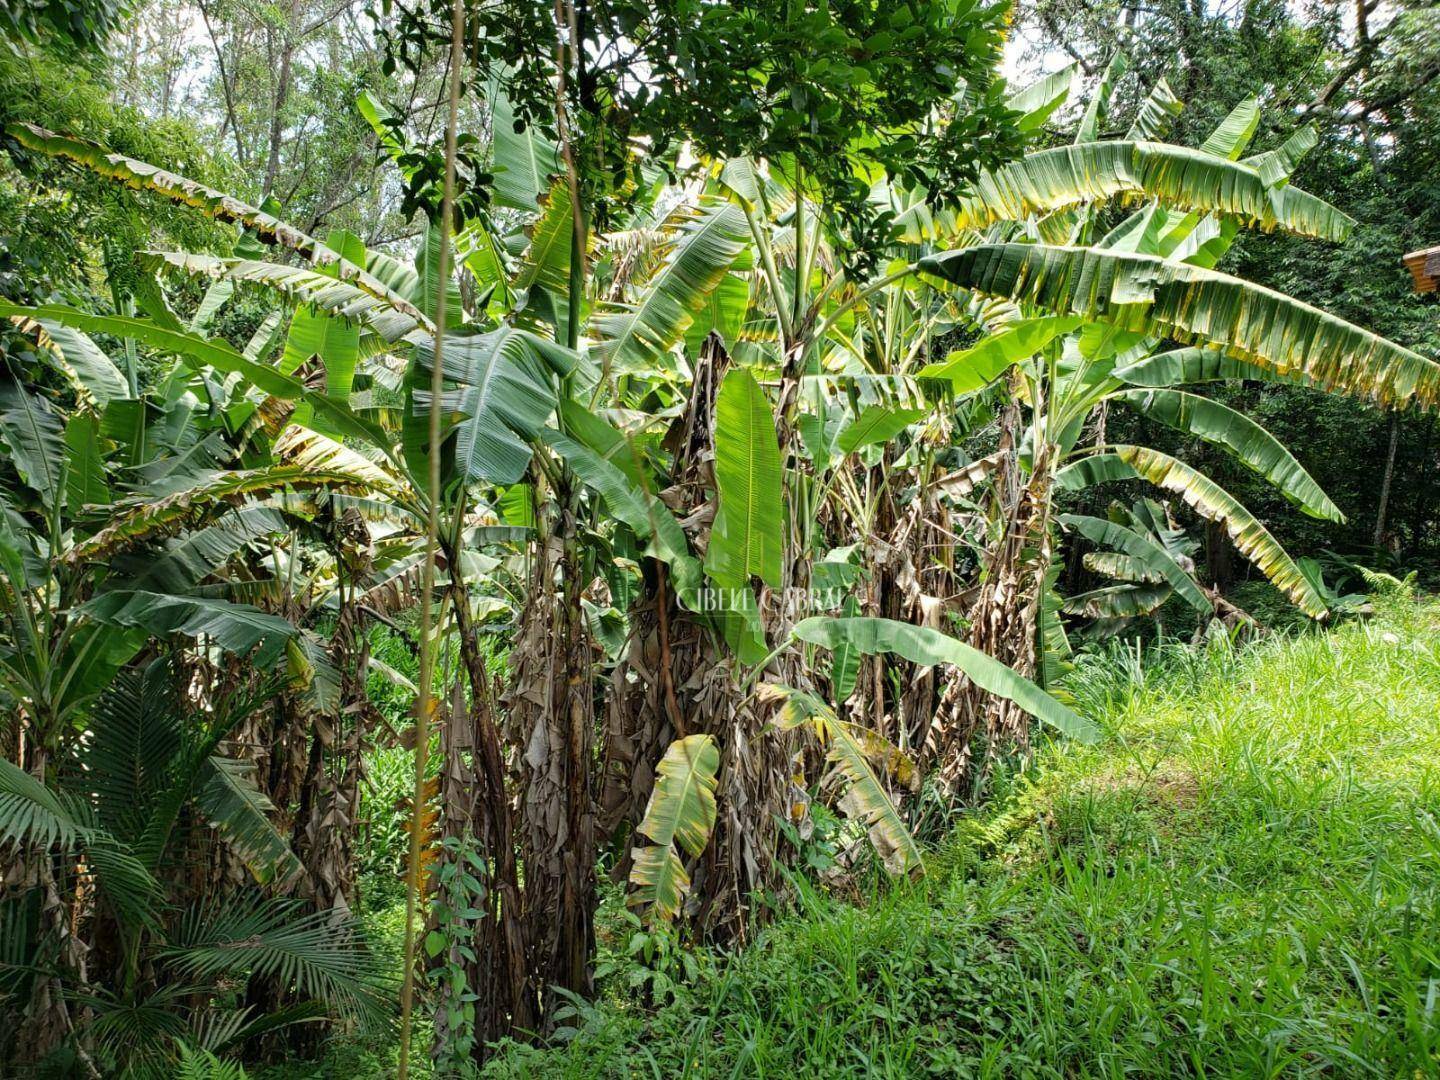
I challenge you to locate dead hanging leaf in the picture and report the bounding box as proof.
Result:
[399,775,442,893]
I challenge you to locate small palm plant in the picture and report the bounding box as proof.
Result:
[0,663,384,1077]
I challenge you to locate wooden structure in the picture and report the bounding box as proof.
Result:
[1403,245,1440,293]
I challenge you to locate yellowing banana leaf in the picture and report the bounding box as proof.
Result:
[760,684,922,874]
[1113,346,1308,387]
[919,244,1440,408]
[11,315,128,404]
[628,734,719,924]
[1114,388,1343,521]
[8,123,321,256]
[142,252,428,343]
[947,142,1352,242]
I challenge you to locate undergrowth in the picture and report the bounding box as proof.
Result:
[481,595,1440,1077]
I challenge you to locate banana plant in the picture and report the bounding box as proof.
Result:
[856,76,1435,783]
[1060,498,1224,634]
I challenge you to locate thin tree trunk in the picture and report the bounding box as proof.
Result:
[1409,414,1436,561]
[1373,411,1399,552]
[261,3,299,200]
[1205,518,1234,592]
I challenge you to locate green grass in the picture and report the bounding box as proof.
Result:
[483,596,1440,1077]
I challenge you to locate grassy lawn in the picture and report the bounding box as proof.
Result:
[482,595,1440,1077]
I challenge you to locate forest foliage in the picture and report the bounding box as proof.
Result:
[0,0,1437,1075]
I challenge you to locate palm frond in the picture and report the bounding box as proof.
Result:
[163,896,386,1024]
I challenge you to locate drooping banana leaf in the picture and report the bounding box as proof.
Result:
[197,756,305,886]
[628,734,719,924]
[411,326,575,486]
[67,465,373,563]
[0,303,395,451]
[918,244,1440,408]
[0,379,65,509]
[82,591,299,666]
[1056,446,1328,617]
[8,123,321,256]
[1063,583,1173,619]
[946,142,1352,242]
[791,616,1098,742]
[9,315,128,404]
[1112,346,1308,387]
[114,506,287,593]
[555,399,648,488]
[539,427,703,600]
[1083,550,1161,583]
[834,404,929,455]
[142,252,428,343]
[761,683,922,874]
[1113,388,1343,521]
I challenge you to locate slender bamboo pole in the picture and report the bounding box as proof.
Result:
[396,0,465,1071]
